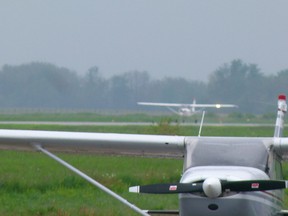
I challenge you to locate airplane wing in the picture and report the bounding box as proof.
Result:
[0,129,186,156]
[138,102,237,108]
[138,102,186,107]
[193,104,238,108]
[3,128,288,158]
[0,129,186,215]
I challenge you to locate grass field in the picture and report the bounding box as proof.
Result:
[0,121,287,215]
[0,111,277,124]
[0,151,182,216]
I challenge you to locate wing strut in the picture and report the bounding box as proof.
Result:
[166,107,181,115]
[198,110,205,137]
[33,145,150,216]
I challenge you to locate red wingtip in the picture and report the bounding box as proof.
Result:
[278,94,286,100]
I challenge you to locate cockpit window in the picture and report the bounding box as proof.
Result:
[188,139,269,171]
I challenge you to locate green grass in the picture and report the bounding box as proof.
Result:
[0,111,278,124]
[0,113,171,123]
[0,151,182,216]
[0,122,286,215]
[0,123,277,137]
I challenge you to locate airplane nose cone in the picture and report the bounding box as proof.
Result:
[202,177,222,198]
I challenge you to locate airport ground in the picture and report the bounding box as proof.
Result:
[0,112,286,215]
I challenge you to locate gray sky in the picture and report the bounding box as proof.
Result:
[0,1,288,81]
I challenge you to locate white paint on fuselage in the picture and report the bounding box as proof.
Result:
[178,166,282,216]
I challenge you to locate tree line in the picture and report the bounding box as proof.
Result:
[0,60,287,114]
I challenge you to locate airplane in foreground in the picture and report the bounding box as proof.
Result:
[138,99,237,116]
[0,95,288,215]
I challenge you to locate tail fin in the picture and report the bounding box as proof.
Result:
[191,98,196,112]
[274,95,287,138]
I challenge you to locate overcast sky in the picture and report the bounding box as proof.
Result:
[0,1,287,81]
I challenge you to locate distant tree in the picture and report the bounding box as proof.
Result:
[0,60,286,113]
[0,62,80,108]
[82,66,109,108]
[207,59,267,113]
[107,71,151,109]
[108,74,130,109]
[270,70,288,97]
[123,71,151,107]
[148,77,207,103]
[208,59,248,101]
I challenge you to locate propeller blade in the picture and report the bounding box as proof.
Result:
[129,183,203,194]
[129,180,288,195]
[222,180,288,192]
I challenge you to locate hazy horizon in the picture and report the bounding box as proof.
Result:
[1,1,287,81]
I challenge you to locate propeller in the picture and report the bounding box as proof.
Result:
[222,180,288,192]
[129,178,288,198]
[129,182,203,194]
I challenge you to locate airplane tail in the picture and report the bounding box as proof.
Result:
[274,95,287,138]
[192,98,196,112]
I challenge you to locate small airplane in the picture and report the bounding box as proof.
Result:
[0,95,288,215]
[137,99,238,116]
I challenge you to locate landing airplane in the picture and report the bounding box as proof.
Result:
[0,95,288,215]
[138,99,237,116]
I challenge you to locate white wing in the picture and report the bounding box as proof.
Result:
[0,129,185,156]
[0,129,187,215]
[194,104,238,108]
[137,102,185,107]
[138,102,237,108]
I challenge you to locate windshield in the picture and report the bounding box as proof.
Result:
[187,138,269,172]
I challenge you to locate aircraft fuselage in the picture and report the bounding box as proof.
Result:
[179,137,283,215]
